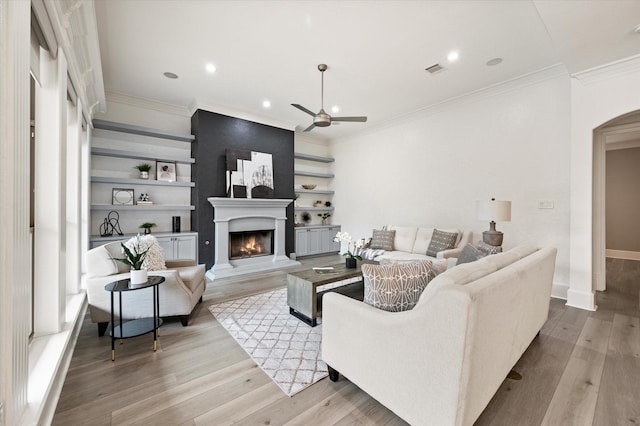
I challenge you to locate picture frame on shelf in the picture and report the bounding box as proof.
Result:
[112,188,134,205]
[157,161,176,182]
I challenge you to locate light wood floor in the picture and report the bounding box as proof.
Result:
[53,256,640,425]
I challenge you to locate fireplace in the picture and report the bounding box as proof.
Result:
[207,197,300,280]
[229,230,274,259]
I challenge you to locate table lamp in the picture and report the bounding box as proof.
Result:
[476,198,511,246]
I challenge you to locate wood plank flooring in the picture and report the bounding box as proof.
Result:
[53,256,640,425]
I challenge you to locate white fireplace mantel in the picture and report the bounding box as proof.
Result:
[206,197,299,279]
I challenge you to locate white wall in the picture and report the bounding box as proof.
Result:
[569,57,640,310]
[331,70,572,290]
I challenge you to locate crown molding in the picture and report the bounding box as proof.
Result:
[105,91,191,117]
[189,99,297,131]
[571,54,640,85]
[333,63,569,142]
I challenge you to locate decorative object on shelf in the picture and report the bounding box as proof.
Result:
[172,216,181,233]
[313,200,323,207]
[334,231,365,269]
[112,188,134,205]
[476,198,512,246]
[324,201,332,207]
[157,161,176,182]
[139,222,157,234]
[134,163,152,179]
[226,149,274,198]
[136,192,153,205]
[99,210,124,237]
[301,184,316,190]
[294,193,300,207]
[112,234,150,285]
[318,212,331,225]
[301,211,311,225]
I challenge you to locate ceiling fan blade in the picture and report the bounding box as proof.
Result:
[291,104,317,117]
[331,116,368,122]
[303,123,316,132]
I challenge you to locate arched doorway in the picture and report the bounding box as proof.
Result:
[592,110,640,292]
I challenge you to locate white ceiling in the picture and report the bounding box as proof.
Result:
[94,0,640,139]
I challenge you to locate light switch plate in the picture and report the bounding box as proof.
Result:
[538,199,554,209]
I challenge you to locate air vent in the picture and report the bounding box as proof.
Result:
[425,63,443,74]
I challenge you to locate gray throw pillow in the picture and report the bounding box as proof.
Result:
[426,229,458,257]
[456,244,485,265]
[363,260,434,312]
[475,240,503,255]
[370,229,396,251]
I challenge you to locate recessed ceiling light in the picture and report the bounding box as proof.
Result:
[262,100,271,108]
[163,72,178,79]
[205,63,216,73]
[447,51,459,62]
[486,58,503,66]
[331,105,339,113]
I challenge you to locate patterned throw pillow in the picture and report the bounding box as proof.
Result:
[426,229,459,257]
[124,235,167,271]
[456,244,485,265]
[475,240,503,255]
[355,247,386,260]
[363,260,434,312]
[369,229,396,251]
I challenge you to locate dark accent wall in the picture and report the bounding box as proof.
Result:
[191,109,295,269]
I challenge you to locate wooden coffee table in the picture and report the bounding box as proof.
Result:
[287,263,364,327]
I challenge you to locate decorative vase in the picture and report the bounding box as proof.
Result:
[322,218,328,225]
[140,171,149,179]
[144,227,151,234]
[130,268,148,285]
[345,257,357,269]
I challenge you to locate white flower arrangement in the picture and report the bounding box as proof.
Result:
[334,231,366,260]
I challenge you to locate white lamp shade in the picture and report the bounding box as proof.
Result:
[476,200,511,222]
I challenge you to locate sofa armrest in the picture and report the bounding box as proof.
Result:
[322,288,471,425]
[437,246,463,259]
[165,259,196,268]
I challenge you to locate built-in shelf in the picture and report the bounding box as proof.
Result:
[90,231,198,243]
[91,176,195,187]
[294,152,335,163]
[295,189,335,194]
[91,147,195,164]
[294,207,335,212]
[93,119,195,142]
[91,204,195,211]
[294,170,335,178]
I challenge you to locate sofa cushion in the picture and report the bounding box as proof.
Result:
[426,229,458,257]
[103,242,131,274]
[363,260,435,312]
[85,245,118,278]
[389,226,418,253]
[411,227,434,254]
[475,241,503,255]
[456,244,485,265]
[370,229,396,250]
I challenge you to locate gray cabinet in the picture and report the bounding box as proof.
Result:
[295,225,341,257]
[156,234,197,261]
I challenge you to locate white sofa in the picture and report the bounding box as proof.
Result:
[371,225,472,262]
[322,245,557,426]
[85,241,206,336]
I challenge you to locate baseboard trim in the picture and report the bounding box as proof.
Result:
[566,288,597,311]
[551,282,569,300]
[605,249,640,261]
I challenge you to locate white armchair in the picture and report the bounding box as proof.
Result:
[85,241,206,336]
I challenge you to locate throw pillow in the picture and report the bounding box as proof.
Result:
[456,244,485,265]
[369,229,396,251]
[123,235,167,271]
[475,240,503,255]
[363,260,434,312]
[85,245,118,278]
[426,229,458,257]
[356,247,386,260]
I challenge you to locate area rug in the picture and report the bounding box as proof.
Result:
[208,288,327,396]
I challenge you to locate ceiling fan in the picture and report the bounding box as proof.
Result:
[292,64,367,132]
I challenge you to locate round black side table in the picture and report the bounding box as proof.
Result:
[104,275,165,361]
